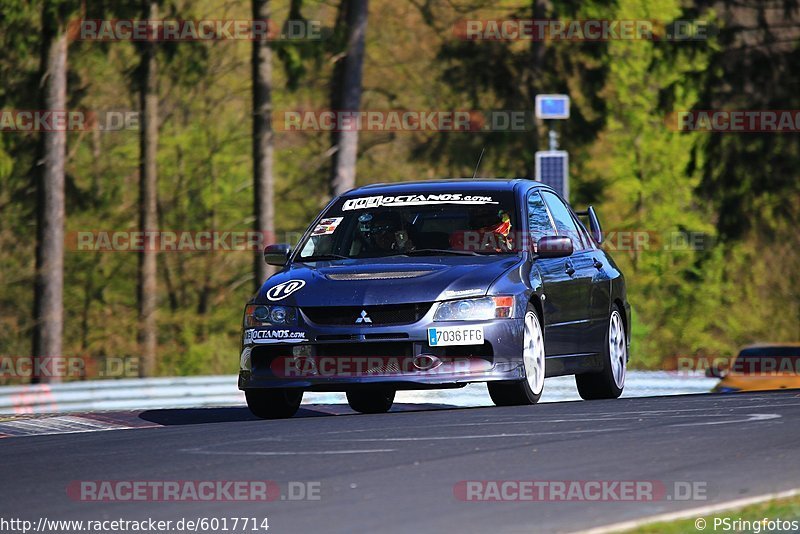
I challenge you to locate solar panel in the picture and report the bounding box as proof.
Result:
[535,150,569,198]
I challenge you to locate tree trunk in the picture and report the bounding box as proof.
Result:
[138,0,159,377]
[32,10,68,384]
[252,0,275,289]
[329,0,368,196]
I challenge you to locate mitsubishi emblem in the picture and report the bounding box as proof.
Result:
[355,310,373,324]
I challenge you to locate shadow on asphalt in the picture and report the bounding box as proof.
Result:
[138,402,461,426]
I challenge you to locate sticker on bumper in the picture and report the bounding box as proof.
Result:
[428,326,484,347]
[244,329,307,344]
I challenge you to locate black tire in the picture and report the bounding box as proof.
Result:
[245,388,303,419]
[576,303,627,400]
[346,388,395,414]
[488,380,541,406]
[488,304,544,407]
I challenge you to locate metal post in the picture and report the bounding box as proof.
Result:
[548,128,559,151]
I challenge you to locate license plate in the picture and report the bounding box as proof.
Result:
[427,326,484,347]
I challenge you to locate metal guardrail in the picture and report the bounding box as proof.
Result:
[0,371,716,415]
[0,375,244,414]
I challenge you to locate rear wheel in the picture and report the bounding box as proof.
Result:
[576,305,627,400]
[488,305,545,406]
[245,388,303,419]
[346,388,395,414]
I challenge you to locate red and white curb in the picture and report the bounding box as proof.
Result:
[0,413,160,438]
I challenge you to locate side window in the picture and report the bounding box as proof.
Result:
[526,190,556,249]
[540,191,585,251]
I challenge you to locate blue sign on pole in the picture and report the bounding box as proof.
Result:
[535,94,570,120]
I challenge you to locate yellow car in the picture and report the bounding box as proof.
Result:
[708,343,800,393]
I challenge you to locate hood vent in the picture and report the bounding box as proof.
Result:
[326,270,431,281]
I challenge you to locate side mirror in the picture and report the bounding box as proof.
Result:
[264,244,291,266]
[536,236,573,258]
[577,206,603,244]
[587,206,603,244]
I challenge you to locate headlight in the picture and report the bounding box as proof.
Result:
[433,296,514,321]
[244,304,298,326]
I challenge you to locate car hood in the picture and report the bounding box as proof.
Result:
[256,255,522,307]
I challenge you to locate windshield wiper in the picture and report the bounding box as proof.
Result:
[393,248,480,257]
[297,254,350,262]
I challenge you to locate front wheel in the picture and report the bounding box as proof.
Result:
[488,305,545,406]
[346,388,395,414]
[576,305,627,400]
[245,388,303,419]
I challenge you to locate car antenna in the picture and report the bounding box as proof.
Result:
[472,146,486,179]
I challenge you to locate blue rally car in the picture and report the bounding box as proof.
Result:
[239,179,631,418]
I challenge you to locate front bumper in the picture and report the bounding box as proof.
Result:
[238,317,524,391]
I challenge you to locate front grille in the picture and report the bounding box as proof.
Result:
[316,342,412,358]
[309,343,414,376]
[364,333,409,340]
[315,334,353,341]
[314,333,410,341]
[249,342,413,375]
[302,303,433,326]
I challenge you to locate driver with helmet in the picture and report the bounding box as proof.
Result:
[355,211,414,255]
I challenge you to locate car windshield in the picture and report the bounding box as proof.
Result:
[296,191,519,260]
[731,347,800,375]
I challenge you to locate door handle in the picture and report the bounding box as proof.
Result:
[592,257,604,270]
[565,261,576,276]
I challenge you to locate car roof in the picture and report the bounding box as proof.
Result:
[342,178,556,197]
[740,343,800,350]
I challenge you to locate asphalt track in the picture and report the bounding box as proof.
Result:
[1,390,799,533]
